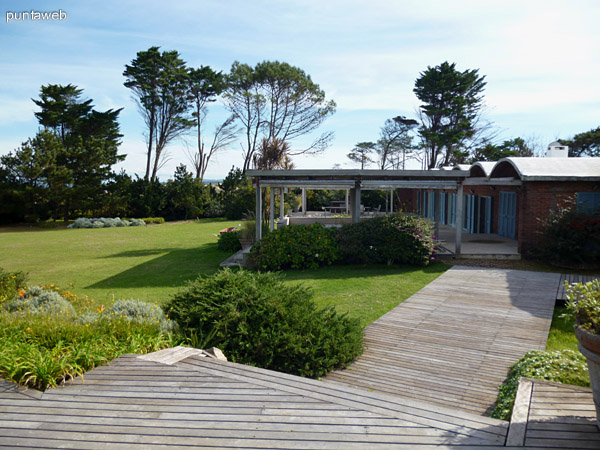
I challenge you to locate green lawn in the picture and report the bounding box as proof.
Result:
[546,305,579,352]
[0,219,239,305]
[0,219,448,324]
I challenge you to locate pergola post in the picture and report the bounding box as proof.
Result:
[455,184,463,255]
[434,191,441,240]
[255,182,262,241]
[352,183,361,223]
[302,188,307,216]
[269,188,275,231]
[390,189,394,214]
[279,187,285,219]
[345,189,349,214]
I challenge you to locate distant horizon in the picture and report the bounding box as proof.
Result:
[2,0,598,180]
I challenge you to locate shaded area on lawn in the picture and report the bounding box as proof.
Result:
[89,244,224,290]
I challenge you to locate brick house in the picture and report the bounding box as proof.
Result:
[411,157,600,255]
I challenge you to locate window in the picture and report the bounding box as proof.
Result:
[577,192,600,213]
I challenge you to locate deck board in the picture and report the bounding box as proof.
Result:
[556,274,599,300]
[325,266,559,416]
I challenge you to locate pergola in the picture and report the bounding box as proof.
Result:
[246,169,470,255]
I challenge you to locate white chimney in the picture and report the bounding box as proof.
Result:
[546,141,569,158]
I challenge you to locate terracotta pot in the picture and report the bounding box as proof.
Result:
[575,326,600,430]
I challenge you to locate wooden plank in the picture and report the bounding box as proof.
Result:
[506,378,533,446]
[325,266,559,416]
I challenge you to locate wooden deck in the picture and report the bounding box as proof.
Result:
[507,378,600,448]
[0,348,513,449]
[556,274,599,301]
[325,266,559,416]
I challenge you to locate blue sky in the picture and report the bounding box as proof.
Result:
[1,0,599,179]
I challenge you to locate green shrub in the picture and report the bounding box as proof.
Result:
[337,213,435,266]
[67,217,147,228]
[142,217,165,224]
[565,279,600,334]
[166,269,363,377]
[0,268,27,305]
[536,203,600,266]
[217,230,242,253]
[105,299,175,332]
[6,286,76,317]
[491,350,589,420]
[251,223,340,270]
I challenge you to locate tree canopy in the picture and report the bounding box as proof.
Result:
[561,127,600,157]
[414,61,487,168]
[224,60,336,171]
[123,46,194,182]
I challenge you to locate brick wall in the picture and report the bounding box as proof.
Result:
[518,181,599,254]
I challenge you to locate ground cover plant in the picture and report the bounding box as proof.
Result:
[492,282,593,421]
[167,268,363,378]
[0,271,177,390]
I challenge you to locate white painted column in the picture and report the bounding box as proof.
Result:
[390,189,394,213]
[302,188,307,216]
[269,188,275,232]
[345,189,349,214]
[279,187,285,219]
[255,182,262,241]
[455,184,463,255]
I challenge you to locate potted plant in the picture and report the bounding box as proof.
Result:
[567,279,600,429]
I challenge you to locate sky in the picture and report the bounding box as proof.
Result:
[1,0,599,180]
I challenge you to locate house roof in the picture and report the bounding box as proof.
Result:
[490,157,600,181]
[469,161,496,177]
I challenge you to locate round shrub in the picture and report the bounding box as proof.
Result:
[337,213,435,266]
[217,231,242,253]
[166,268,363,378]
[7,286,75,316]
[251,223,340,270]
[105,299,175,332]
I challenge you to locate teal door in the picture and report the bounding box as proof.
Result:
[498,192,517,239]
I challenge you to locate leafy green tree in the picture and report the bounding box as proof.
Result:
[164,164,210,220]
[124,47,194,181]
[347,142,376,169]
[561,127,600,157]
[187,66,239,181]
[224,60,336,171]
[414,61,487,168]
[469,137,534,162]
[376,116,418,169]
[220,167,255,220]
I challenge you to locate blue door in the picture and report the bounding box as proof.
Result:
[498,192,517,239]
[463,195,476,233]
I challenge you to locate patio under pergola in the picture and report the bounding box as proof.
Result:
[247,169,478,256]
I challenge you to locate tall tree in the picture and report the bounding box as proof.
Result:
[347,142,375,169]
[414,61,487,169]
[376,116,418,170]
[10,84,125,220]
[224,60,336,171]
[124,46,194,181]
[187,66,239,181]
[561,127,600,157]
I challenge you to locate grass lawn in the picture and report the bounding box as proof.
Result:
[545,305,579,352]
[0,219,240,306]
[0,219,449,324]
[283,264,448,327]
